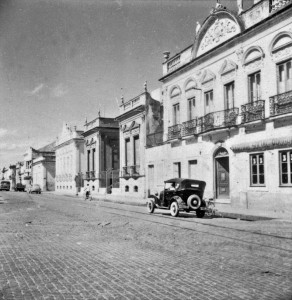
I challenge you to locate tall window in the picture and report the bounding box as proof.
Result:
[173,103,180,125]
[224,81,234,109]
[125,138,131,166]
[87,150,90,171]
[133,136,140,166]
[187,97,196,121]
[248,72,261,102]
[92,148,95,171]
[277,59,292,94]
[279,150,292,186]
[250,153,265,186]
[173,162,181,178]
[204,90,213,114]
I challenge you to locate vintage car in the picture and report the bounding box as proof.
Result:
[146,178,208,218]
[27,184,41,194]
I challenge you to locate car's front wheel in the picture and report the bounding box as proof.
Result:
[147,200,155,214]
[170,201,179,217]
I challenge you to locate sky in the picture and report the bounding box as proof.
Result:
[0,0,253,168]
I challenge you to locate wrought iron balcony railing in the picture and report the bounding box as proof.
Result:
[270,0,291,12]
[199,108,239,133]
[85,171,91,180]
[241,100,265,123]
[122,166,131,177]
[182,118,198,137]
[168,124,182,140]
[122,165,140,177]
[269,90,292,117]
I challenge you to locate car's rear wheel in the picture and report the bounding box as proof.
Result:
[170,201,179,217]
[196,209,205,218]
[147,200,155,213]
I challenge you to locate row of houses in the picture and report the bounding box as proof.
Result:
[2,0,292,214]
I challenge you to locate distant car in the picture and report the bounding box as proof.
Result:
[146,178,208,218]
[28,184,41,194]
[0,181,11,191]
[15,183,25,192]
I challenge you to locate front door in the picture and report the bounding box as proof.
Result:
[215,156,230,199]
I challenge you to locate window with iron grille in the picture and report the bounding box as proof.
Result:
[250,153,265,186]
[279,150,292,186]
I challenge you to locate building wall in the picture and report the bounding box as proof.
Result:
[148,4,292,212]
[55,141,85,194]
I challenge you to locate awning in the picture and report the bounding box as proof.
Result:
[231,136,292,153]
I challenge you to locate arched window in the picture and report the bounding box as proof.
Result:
[184,79,197,121]
[134,185,138,192]
[170,86,181,125]
[125,185,129,192]
[242,46,264,72]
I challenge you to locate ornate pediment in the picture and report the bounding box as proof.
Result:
[197,17,240,57]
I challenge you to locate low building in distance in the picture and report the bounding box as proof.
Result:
[55,123,85,195]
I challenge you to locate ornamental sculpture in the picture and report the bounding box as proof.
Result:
[200,19,237,52]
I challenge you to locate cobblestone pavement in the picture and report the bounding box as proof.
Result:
[0,192,291,300]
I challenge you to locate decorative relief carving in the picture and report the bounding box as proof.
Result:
[242,1,269,28]
[244,57,263,72]
[198,18,239,55]
[221,70,236,82]
[201,79,214,90]
[235,47,244,61]
[272,44,292,61]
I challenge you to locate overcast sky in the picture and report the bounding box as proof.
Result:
[0,0,253,168]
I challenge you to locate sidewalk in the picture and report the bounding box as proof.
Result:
[56,192,292,222]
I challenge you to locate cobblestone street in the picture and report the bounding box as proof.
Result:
[0,192,291,300]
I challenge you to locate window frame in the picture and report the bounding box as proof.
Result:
[248,71,261,102]
[173,103,180,125]
[250,153,265,187]
[277,58,292,94]
[204,90,213,114]
[224,81,235,110]
[187,97,196,121]
[279,149,292,186]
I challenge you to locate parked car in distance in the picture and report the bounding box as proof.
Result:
[15,183,26,192]
[146,178,209,218]
[28,184,41,194]
[0,180,11,191]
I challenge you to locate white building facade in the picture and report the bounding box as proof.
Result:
[146,0,292,214]
[55,123,85,195]
[117,88,163,199]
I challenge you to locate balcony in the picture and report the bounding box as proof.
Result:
[270,0,291,12]
[122,165,140,178]
[241,100,265,123]
[199,108,239,133]
[182,118,198,137]
[168,124,182,140]
[270,90,292,117]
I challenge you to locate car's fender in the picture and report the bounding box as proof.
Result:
[146,195,158,207]
[170,195,188,210]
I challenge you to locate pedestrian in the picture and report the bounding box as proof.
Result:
[84,184,90,200]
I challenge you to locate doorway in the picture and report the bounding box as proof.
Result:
[214,148,230,199]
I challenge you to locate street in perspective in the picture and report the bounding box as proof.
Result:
[0,191,291,300]
[1,0,292,299]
